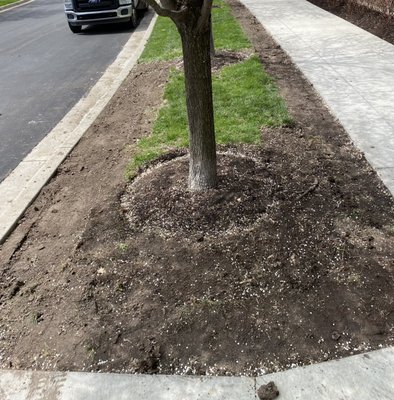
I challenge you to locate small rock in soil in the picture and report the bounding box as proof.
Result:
[9,280,24,299]
[257,381,279,400]
[331,331,341,341]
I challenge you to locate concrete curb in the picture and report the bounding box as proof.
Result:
[0,347,393,399]
[0,0,34,13]
[0,10,157,245]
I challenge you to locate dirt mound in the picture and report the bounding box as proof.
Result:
[121,151,273,236]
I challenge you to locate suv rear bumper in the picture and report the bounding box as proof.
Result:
[66,6,131,25]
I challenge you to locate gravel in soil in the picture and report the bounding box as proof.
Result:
[0,0,393,375]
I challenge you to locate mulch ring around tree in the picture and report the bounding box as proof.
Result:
[0,0,393,375]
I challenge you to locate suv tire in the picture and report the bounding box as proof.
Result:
[68,23,82,33]
[129,6,139,28]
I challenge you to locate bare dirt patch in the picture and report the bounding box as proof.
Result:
[175,49,253,72]
[0,0,393,376]
[121,151,272,236]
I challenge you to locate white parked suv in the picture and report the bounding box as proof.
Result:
[64,0,148,33]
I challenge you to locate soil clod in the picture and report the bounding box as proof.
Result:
[257,381,279,400]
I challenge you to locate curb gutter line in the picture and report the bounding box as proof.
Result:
[0,11,157,245]
[0,0,34,13]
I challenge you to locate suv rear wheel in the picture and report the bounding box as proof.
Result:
[129,5,138,28]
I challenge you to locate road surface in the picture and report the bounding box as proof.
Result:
[0,0,135,181]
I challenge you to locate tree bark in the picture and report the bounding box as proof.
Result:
[145,0,217,190]
[179,24,217,191]
[210,17,215,57]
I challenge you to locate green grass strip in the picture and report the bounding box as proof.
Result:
[126,0,292,179]
[125,56,292,179]
[139,16,183,62]
[139,0,251,62]
[0,0,22,6]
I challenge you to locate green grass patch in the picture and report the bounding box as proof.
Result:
[127,0,292,179]
[211,0,251,51]
[0,0,21,6]
[139,16,183,62]
[139,0,251,62]
[125,55,292,178]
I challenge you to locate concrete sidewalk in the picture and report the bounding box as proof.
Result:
[240,0,394,196]
[0,347,393,399]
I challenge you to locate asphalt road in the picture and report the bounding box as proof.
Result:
[0,0,135,182]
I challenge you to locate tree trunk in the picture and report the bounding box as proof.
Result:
[210,17,215,57]
[179,25,217,191]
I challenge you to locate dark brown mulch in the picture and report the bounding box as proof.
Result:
[0,0,393,376]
